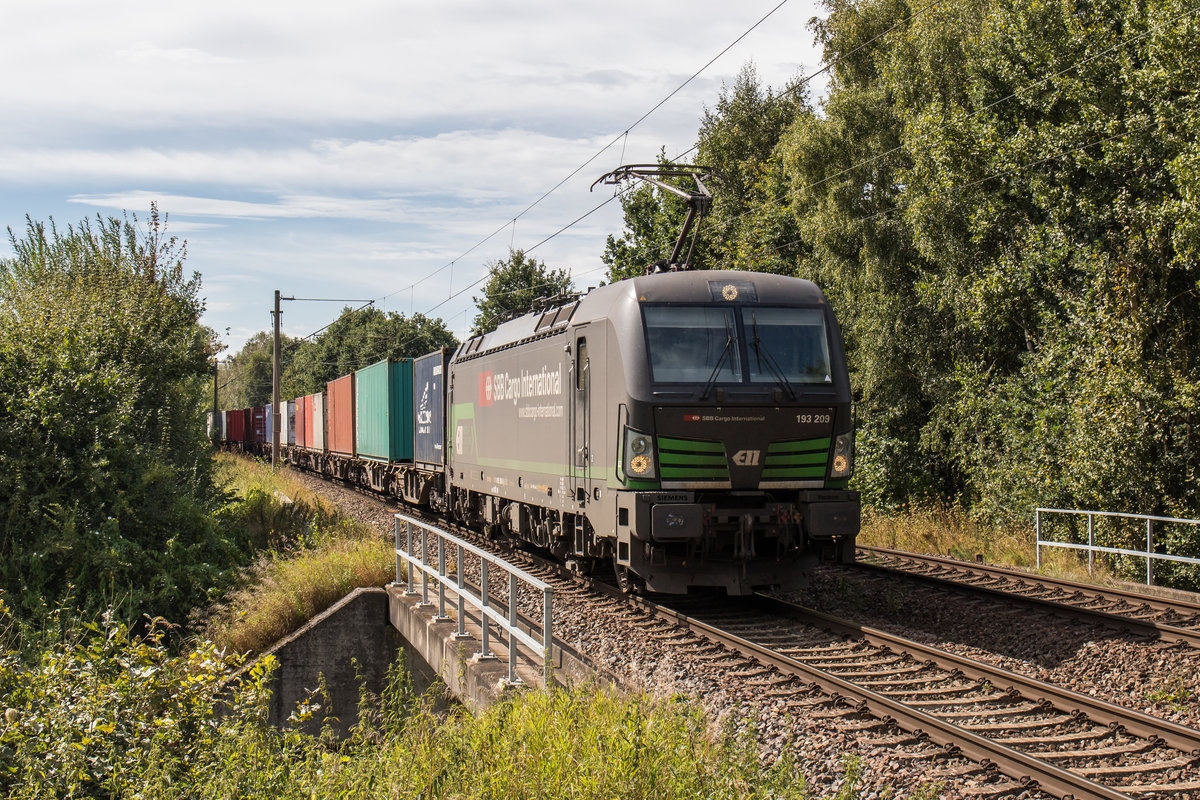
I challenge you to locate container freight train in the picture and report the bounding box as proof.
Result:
[215,269,860,595]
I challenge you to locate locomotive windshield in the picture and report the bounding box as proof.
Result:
[743,307,832,384]
[643,304,832,385]
[643,306,741,383]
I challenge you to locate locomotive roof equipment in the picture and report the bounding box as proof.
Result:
[592,163,722,273]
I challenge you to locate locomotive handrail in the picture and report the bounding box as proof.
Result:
[1035,507,1200,585]
[393,512,553,685]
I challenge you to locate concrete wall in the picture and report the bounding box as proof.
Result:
[254,587,442,735]
[239,583,603,734]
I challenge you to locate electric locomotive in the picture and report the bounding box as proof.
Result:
[446,268,859,595]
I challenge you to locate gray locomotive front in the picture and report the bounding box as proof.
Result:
[447,269,859,595]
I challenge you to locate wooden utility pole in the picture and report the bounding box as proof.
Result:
[272,290,281,468]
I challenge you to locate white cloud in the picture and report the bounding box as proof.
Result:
[117,43,242,65]
[1,0,828,353]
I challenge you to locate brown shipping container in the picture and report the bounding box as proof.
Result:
[327,373,355,455]
[251,406,267,443]
[225,408,248,442]
[304,393,316,448]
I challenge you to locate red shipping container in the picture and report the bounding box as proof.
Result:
[304,393,316,448]
[295,395,309,449]
[225,408,247,442]
[327,374,355,455]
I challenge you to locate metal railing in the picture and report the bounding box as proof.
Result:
[1035,507,1200,585]
[393,512,553,685]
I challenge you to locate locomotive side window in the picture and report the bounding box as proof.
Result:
[643,306,740,383]
[576,339,589,391]
[743,307,832,384]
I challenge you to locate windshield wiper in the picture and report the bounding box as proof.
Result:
[750,312,798,401]
[699,315,735,400]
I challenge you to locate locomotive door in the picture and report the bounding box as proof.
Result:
[571,327,604,505]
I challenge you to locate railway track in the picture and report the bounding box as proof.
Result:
[856,546,1200,648]
[484,540,1200,799]
[634,592,1200,799]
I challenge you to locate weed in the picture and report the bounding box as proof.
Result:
[1146,670,1195,712]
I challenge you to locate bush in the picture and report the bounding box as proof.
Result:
[0,209,230,624]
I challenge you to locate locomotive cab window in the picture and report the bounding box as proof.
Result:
[743,307,832,384]
[643,306,740,384]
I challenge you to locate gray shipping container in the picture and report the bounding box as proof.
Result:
[414,349,450,467]
[206,410,223,440]
[312,391,328,451]
[280,399,297,446]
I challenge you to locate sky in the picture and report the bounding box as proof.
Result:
[0,0,828,355]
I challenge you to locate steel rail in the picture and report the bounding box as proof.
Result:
[854,547,1200,648]
[631,595,1134,800]
[753,593,1200,756]
[860,545,1200,615]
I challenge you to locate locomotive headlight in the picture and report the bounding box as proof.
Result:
[830,431,854,478]
[622,427,656,480]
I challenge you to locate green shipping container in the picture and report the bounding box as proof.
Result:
[355,358,414,462]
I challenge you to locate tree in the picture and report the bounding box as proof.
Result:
[218,330,283,409]
[602,65,810,281]
[282,307,458,398]
[0,209,237,621]
[695,63,809,272]
[471,249,573,335]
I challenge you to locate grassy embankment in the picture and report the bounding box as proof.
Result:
[857,505,1118,584]
[201,452,395,653]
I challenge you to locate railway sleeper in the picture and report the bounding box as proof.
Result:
[1121,778,1200,794]
[934,701,1050,719]
[905,691,1012,709]
[993,727,1118,745]
[877,683,979,698]
[960,713,1076,731]
[1075,754,1198,777]
[1028,740,1156,759]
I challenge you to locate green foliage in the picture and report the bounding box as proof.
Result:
[696,64,809,273]
[283,306,457,398]
[0,601,251,799]
[0,597,808,800]
[217,330,283,409]
[471,248,573,335]
[0,210,238,623]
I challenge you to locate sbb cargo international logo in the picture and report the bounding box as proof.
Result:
[479,371,493,407]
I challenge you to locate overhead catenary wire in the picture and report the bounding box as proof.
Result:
[283,2,798,345]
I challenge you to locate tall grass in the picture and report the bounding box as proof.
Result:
[148,677,809,800]
[858,504,1119,584]
[200,454,394,653]
[1,603,813,800]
